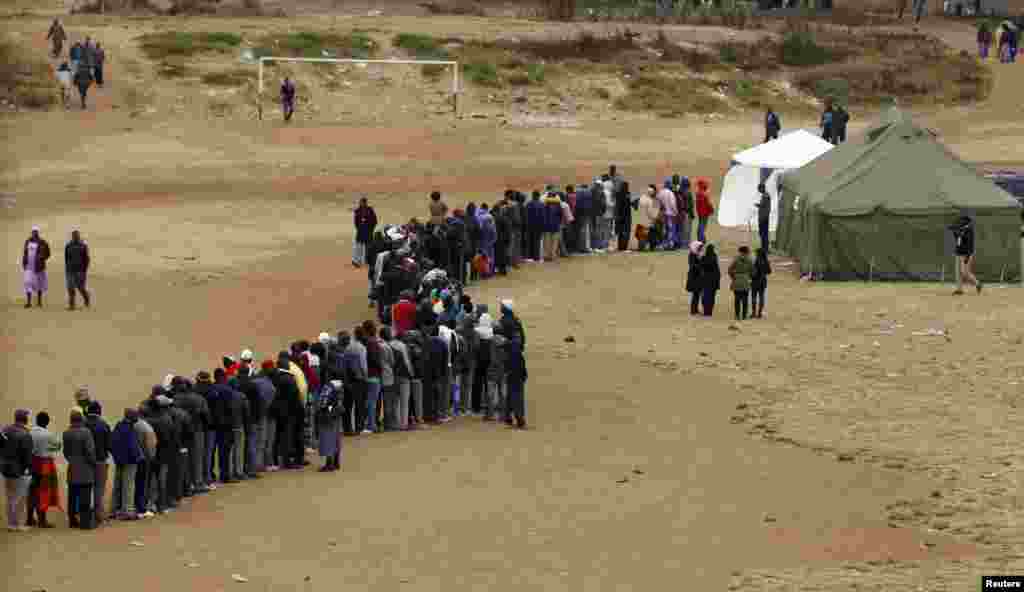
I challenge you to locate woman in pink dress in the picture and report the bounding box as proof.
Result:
[22,226,51,308]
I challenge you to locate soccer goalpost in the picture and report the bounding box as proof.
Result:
[256,56,462,121]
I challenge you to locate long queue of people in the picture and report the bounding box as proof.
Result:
[2,217,529,531]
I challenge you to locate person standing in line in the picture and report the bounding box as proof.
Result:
[315,378,344,472]
[429,190,448,226]
[951,215,983,295]
[456,315,478,416]
[56,62,73,110]
[281,77,296,122]
[700,244,721,317]
[756,183,771,252]
[695,178,714,244]
[63,410,97,529]
[601,175,617,252]
[47,19,67,58]
[22,226,51,309]
[402,329,427,428]
[678,176,695,250]
[225,369,250,480]
[686,241,705,315]
[478,203,498,276]
[525,191,545,262]
[84,401,112,525]
[378,327,398,431]
[193,372,219,485]
[728,246,754,321]
[505,333,529,430]
[2,410,34,532]
[165,389,192,503]
[657,179,678,251]
[541,189,564,262]
[765,107,781,142]
[26,411,61,529]
[132,403,157,517]
[258,360,278,472]
[65,229,91,310]
[613,181,634,253]
[751,247,771,319]
[110,408,144,520]
[145,394,176,514]
[341,329,369,434]
[574,183,593,254]
[387,327,413,430]
[485,325,509,422]
[94,42,106,88]
[172,376,211,492]
[362,321,384,434]
[636,184,661,251]
[353,196,377,268]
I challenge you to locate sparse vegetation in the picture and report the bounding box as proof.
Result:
[495,30,640,63]
[778,31,833,67]
[463,61,501,87]
[201,68,254,87]
[157,57,191,79]
[0,36,57,109]
[258,31,376,60]
[614,72,726,118]
[138,32,242,60]
[394,33,450,60]
[420,0,486,16]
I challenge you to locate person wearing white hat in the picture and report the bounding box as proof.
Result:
[22,226,51,309]
[239,350,254,377]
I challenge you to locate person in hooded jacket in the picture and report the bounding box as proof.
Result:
[83,401,112,524]
[700,244,721,316]
[64,229,91,310]
[271,353,303,469]
[637,184,662,251]
[477,204,498,277]
[951,215,982,295]
[111,408,145,520]
[171,378,210,494]
[387,329,414,430]
[525,191,546,262]
[677,176,695,250]
[695,178,714,243]
[505,337,529,430]
[456,315,478,416]
[473,313,494,415]
[541,190,564,262]
[656,179,679,251]
[193,372,220,486]
[426,326,450,423]
[401,329,427,428]
[446,210,468,284]
[145,395,177,515]
[614,181,634,252]
[686,242,704,315]
[165,392,192,504]
[751,246,772,319]
[485,325,509,422]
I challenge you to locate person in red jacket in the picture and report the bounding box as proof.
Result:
[391,290,417,336]
[695,178,714,243]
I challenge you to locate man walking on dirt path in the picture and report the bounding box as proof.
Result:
[281,77,296,122]
[69,40,82,75]
[65,229,91,310]
[93,42,106,88]
[46,19,66,59]
[73,64,93,110]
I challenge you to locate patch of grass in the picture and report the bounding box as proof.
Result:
[719,43,738,64]
[0,36,58,109]
[614,72,726,118]
[394,33,450,60]
[138,31,242,60]
[201,68,254,86]
[462,61,501,87]
[420,0,486,16]
[779,31,834,67]
[527,63,546,84]
[259,31,376,60]
[729,77,778,110]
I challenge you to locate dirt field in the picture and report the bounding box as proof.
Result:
[2,5,1024,591]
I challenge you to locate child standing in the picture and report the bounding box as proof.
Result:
[751,247,771,318]
[727,246,753,321]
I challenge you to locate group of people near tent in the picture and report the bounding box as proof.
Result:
[47,19,107,110]
[3,222,530,530]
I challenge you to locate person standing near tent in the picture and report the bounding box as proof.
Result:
[821,98,835,144]
[764,107,781,143]
[727,246,753,321]
[834,104,850,145]
[695,178,714,243]
[751,247,771,319]
[678,176,695,249]
[686,241,704,315]
[280,77,296,122]
[756,183,771,251]
[699,243,720,317]
[950,215,983,295]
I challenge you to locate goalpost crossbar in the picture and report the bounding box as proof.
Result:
[256,56,462,120]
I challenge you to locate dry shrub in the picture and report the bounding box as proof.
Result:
[496,30,639,62]
[793,54,992,105]
[201,68,254,86]
[715,38,778,71]
[419,0,486,16]
[0,36,58,109]
[614,72,726,117]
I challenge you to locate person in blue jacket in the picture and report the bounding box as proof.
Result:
[525,191,545,262]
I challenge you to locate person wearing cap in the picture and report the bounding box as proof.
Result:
[242,359,275,476]
[64,229,91,310]
[223,355,240,379]
[193,371,220,487]
[22,225,51,309]
[354,196,378,268]
[212,368,248,482]
[2,410,34,531]
[497,300,525,349]
[258,360,279,471]
[239,349,255,378]
[144,394,177,514]
[63,410,97,528]
[84,401,112,524]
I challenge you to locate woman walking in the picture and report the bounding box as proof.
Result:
[751,247,771,318]
[686,241,704,315]
[22,226,51,308]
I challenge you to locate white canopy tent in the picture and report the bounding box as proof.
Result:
[717,129,834,232]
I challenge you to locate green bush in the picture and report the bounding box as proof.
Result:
[201,68,254,86]
[526,63,546,84]
[733,78,753,98]
[779,31,832,67]
[257,31,377,60]
[814,77,849,103]
[138,32,241,60]
[394,33,450,59]
[463,61,500,86]
[719,44,738,64]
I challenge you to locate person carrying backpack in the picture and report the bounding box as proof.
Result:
[315,380,343,472]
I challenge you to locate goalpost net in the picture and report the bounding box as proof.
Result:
[256,56,462,121]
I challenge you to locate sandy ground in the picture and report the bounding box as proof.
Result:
[2,9,1024,591]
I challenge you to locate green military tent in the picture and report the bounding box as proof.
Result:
[776,108,1022,281]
